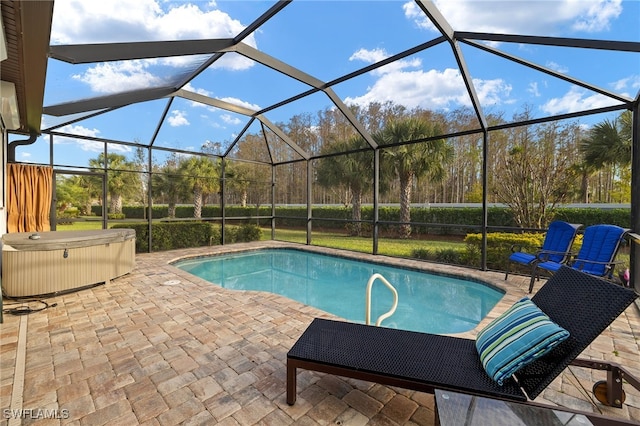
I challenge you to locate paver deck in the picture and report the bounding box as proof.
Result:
[1,241,639,425]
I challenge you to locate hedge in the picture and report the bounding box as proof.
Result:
[463,232,546,270]
[111,222,262,253]
[100,205,631,234]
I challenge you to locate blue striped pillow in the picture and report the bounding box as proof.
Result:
[475,297,570,385]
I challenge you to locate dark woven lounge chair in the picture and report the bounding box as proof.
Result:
[287,266,638,407]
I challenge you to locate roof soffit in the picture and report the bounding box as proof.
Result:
[1,0,53,134]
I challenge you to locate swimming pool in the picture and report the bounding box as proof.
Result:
[173,248,504,334]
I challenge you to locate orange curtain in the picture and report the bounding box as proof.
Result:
[6,163,53,233]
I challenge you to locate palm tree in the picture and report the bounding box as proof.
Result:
[580,112,631,169]
[568,161,597,203]
[152,154,183,218]
[178,155,220,218]
[225,160,271,208]
[88,153,140,214]
[377,118,453,238]
[580,111,631,202]
[316,135,374,236]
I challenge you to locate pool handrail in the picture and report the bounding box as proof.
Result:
[365,273,399,327]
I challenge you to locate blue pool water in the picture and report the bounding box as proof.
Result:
[173,248,504,334]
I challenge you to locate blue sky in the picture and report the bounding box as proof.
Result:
[15,0,640,167]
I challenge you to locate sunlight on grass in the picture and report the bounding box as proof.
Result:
[268,228,463,257]
[56,220,105,231]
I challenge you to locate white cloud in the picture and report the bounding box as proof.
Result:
[546,61,569,74]
[403,0,623,35]
[350,48,388,63]
[181,83,260,114]
[350,48,422,76]
[527,82,541,97]
[53,0,256,93]
[541,85,620,115]
[182,83,218,111]
[402,2,436,32]
[611,75,640,94]
[54,124,100,139]
[51,0,163,44]
[346,48,511,110]
[474,77,513,107]
[217,97,261,112]
[220,114,242,125]
[52,124,130,153]
[51,0,255,45]
[345,67,511,111]
[168,110,190,127]
[183,83,212,98]
[571,0,622,32]
[72,61,165,93]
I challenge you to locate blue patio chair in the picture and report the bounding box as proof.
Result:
[528,224,628,293]
[504,221,581,281]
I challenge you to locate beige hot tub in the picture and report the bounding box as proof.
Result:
[1,229,136,297]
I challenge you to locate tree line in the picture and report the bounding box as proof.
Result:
[55,103,631,233]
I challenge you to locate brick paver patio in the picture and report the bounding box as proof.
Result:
[1,241,639,425]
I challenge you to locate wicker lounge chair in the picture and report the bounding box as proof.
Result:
[504,220,581,280]
[287,266,637,407]
[529,224,628,293]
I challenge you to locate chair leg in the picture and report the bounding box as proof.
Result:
[528,267,538,293]
[571,359,632,409]
[505,262,511,280]
[287,362,297,405]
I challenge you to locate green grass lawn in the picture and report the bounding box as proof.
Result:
[56,220,106,231]
[266,228,462,258]
[55,218,147,231]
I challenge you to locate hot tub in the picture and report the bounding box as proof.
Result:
[1,229,136,297]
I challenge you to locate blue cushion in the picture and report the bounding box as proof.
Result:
[539,221,578,263]
[536,260,563,273]
[573,225,625,276]
[508,252,536,265]
[475,297,570,385]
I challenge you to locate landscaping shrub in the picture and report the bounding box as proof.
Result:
[464,232,546,271]
[235,224,263,242]
[554,208,630,228]
[411,246,469,266]
[57,209,78,225]
[411,248,432,260]
[434,248,463,264]
[63,207,80,216]
[112,221,261,252]
[223,225,238,244]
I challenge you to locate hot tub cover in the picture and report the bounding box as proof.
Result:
[2,229,135,251]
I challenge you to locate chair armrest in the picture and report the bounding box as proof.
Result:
[569,259,625,278]
[535,249,574,262]
[511,244,542,254]
[570,259,623,267]
[510,244,523,253]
